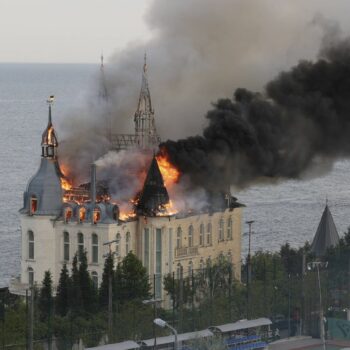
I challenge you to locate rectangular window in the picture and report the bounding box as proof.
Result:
[64,243,69,261]
[155,228,162,299]
[29,242,34,260]
[92,246,98,263]
[144,228,150,272]
[168,228,173,274]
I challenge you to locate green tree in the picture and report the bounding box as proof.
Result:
[116,252,150,301]
[56,263,70,316]
[99,252,114,308]
[69,253,82,314]
[38,270,53,322]
[79,250,97,313]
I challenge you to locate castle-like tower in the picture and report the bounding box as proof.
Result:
[12,98,242,307]
[111,55,161,151]
[133,54,160,149]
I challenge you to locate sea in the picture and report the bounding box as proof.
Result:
[1,63,350,287]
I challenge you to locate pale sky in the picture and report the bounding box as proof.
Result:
[0,0,153,63]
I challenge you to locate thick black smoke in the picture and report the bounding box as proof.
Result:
[161,37,350,192]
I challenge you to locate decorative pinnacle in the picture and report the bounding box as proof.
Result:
[101,52,104,68]
[47,95,55,124]
[143,52,147,73]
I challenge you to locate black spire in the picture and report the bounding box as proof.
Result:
[311,204,339,257]
[136,156,169,216]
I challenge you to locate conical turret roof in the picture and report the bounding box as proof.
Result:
[311,204,339,257]
[136,156,169,216]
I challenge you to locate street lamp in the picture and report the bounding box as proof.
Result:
[154,318,178,350]
[307,261,328,350]
[143,299,162,349]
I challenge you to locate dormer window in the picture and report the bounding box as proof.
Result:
[64,207,72,223]
[79,207,86,223]
[30,196,37,214]
[93,208,101,224]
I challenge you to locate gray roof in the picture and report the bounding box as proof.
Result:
[141,329,214,347]
[311,205,339,257]
[21,158,63,216]
[209,318,272,333]
[86,340,140,350]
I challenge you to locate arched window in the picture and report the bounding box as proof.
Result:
[28,267,34,285]
[227,217,233,239]
[28,231,34,260]
[79,207,86,223]
[93,208,101,224]
[199,224,204,246]
[91,271,98,288]
[219,219,224,241]
[77,233,84,259]
[207,223,212,245]
[92,234,98,263]
[176,263,182,280]
[116,233,121,255]
[188,225,194,247]
[30,195,37,214]
[125,232,130,253]
[188,261,193,278]
[63,231,70,261]
[176,227,182,249]
[64,207,73,223]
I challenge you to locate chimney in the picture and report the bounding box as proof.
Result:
[91,164,96,224]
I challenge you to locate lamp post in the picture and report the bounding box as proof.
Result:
[307,261,328,350]
[143,298,162,350]
[154,318,178,350]
[246,220,255,319]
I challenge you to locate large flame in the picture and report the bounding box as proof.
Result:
[60,164,73,190]
[156,153,180,188]
[156,152,180,215]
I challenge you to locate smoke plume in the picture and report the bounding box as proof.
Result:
[162,32,350,192]
[57,0,350,205]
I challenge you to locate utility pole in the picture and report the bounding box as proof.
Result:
[29,286,34,350]
[103,238,120,341]
[179,266,184,333]
[246,220,255,319]
[307,261,328,350]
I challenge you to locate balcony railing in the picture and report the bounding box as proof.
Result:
[175,246,199,258]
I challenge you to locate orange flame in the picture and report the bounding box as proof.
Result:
[156,153,180,188]
[60,164,73,191]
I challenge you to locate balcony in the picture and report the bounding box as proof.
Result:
[175,246,199,258]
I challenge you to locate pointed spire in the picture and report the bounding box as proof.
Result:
[42,96,58,159]
[311,204,340,257]
[134,53,160,149]
[136,156,169,216]
[47,95,54,125]
[143,52,147,73]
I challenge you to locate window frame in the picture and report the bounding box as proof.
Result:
[91,233,99,263]
[28,230,34,260]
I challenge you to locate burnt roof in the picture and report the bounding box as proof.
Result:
[136,156,169,216]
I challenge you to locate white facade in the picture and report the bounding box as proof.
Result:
[19,206,242,301]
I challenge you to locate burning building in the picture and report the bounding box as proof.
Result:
[12,60,243,303]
